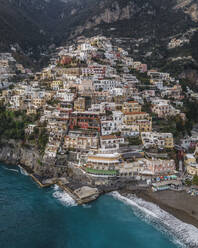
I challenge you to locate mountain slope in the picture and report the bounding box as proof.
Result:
[0,0,197,49]
[66,0,198,82]
[0,0,74,52]
[0,0,46,51]
[0,0,198,79]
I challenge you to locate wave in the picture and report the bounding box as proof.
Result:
[18,165,28,176]
[111,191,198,248]
[53,184,59,191]
[2,166,19,173]
[82,204,92,209]
[52,185,77,207]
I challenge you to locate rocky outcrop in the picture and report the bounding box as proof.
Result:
[74,186,99,204]
[70,2,134,37]
[0,140,72,179]
[179,68,198,89]
[67,163,93,184]
[0,139,92,184]
[94,2,133,24]
[175,0,198,22]
[2,0,198,50]
[0,140,41,170]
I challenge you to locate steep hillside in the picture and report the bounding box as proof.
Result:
[66,0,198,64]
[0,0,46,51]
[0,0,198,80]
[0,0,75,52]
[0,0,197,50]
[64,0,198,83]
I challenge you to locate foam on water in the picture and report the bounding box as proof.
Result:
[82,204,92,209]
[111,191,198,248]
[18,165,28,176]
[53,184,59,191]
[52,184,77,207]
[3,166,19,173]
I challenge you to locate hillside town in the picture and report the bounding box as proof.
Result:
[1,36,198,197]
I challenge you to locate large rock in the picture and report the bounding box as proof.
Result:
[74,186,99,202]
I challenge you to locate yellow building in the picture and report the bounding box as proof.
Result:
[74,97,86,112]
[27,107,37,115]
[184,154,198,176]
[2,90,10,97]
[32,98,46,108]
[50,80,63,89]
[137,120,152,132]
[186,164,198,176]
[122,101,142,114]
[86,153,123,172]
[64,131,98,150]
[164,136,174,149]
[123,112,151,124]
[64,68,82,76]
[45,91,55,101]
[184,154,196,166]
[141,132,174,149]
[122,124,140,133]
[123,112,152,132]
[41,69,53,80]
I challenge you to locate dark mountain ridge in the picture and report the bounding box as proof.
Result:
[0,0,197,48]
[0,0,198,82]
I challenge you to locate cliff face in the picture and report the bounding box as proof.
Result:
[67,0,197,37]
[175,0,198,22]
[0,140,41,170]
[0,140,91,183]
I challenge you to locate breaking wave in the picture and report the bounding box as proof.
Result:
[2,166,19,173]
[52,184,77,207]
[18,165,28,176]
[82,204,92,209]
[111,191,198,248]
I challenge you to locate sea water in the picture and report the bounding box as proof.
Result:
[0,163,197,248]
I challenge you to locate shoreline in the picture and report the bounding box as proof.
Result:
[2,162,198,231]
[16,163,100,205]
[120,188,198,229]
[17,163,198,230]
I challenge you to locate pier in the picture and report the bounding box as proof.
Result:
[21,165,100,205]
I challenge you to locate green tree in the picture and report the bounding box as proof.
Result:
[38,128,49,154]
[192,175,198,186]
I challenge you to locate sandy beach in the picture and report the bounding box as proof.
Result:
[120,188,198,229]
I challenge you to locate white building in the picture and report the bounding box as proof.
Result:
[94,79,121,91]
[55,90,75,102]
[110,87,124,96]
[100,135,125,152]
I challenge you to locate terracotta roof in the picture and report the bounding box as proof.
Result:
[124,112,148,115]
[149,69,157,72]
[101,135,117,140]
[127,101,138,103]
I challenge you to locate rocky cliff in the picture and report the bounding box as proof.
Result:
[0,139,92,184]
[0,0,197,49]
[0,140,41,171]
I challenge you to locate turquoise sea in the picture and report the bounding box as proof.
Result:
[0,164,198,248]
